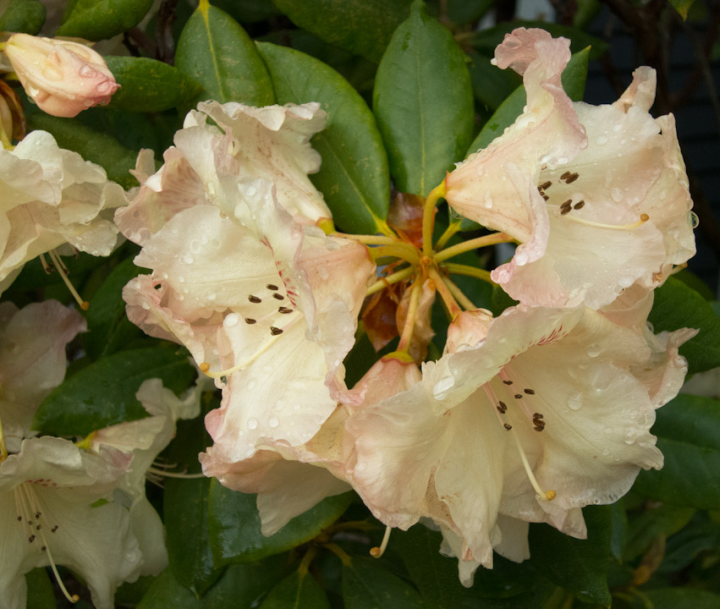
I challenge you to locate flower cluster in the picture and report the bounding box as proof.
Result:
[114,27,697,585]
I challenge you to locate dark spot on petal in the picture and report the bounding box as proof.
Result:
[28,535,35,543]
[51,526,58,533]
[41,545,47,551]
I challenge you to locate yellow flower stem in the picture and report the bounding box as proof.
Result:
[428,267,462,319]
[0,415,7,462]
[366,266,415,297]
[434,218,462,251]
[422,179,447,257]
[335,233,399,246]
[369,244,419,264]
[441,275,477,311]
[376,218,398,239]
[299,546,320,574]
[443,262,495,285]
[434,232,513,263]
[323,542,353,567]
[397,280,422,353]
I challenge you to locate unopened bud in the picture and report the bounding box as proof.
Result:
[5,33,119,118]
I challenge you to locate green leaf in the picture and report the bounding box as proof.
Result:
[104,57,203,113]
[644,588,720,609]
[257,42,390,234]
[271,0,412,63]
[342,557,425,609]
[610,499,629,561]
[490,284,519,316]
[468,21,608,60]
[25,568,57,609]
[0,0,45,34]
[529,505,612,606]
[467,48,589,155]
[84,257,146,360]
[26,112,139,189]
[467,50,522,111]
[165,414,224,597]
[56,0,154,40]
[260,569,331,609]
[137,558,289,609]
[658,511,720,573]
[212,0,280,23]
[374,0,474,197]
[623,504,695,560]
[669,0,696,20]
[635,394,720,510]
[32,347,196,436]
[175,1,274,106]
[208,482,353,566]
[648,277,720,374]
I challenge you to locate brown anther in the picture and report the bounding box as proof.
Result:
[540,181,552,190]
[524,388,535,395]
[534,422,546,431]
[248,295,261,303]
[573,200,585,210]
[533,413,544,419]
[560,171,571,180]
[560,206,572,215]
[497,401,508,413]
[514,394,523,399]
[273,293,285,300]
[245,318,257,324]
[565,173,579,184]
[270,326,283,336]
[278,307,293,314]
[504,423,513,431]
[502,380,513,385]
[266,284,279,291]
[640,213,649,222]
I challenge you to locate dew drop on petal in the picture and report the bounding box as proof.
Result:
[183,254,194,265]
[624,430,637,445]
[224,313,239,328]
[568,392,583,411]
[587,343,601,358]
[602,449,610,456]
[595,135,609,146]
[247,418,258,430]
[689,212,699,228]
[269,417,279,429]
[611,187,624,202]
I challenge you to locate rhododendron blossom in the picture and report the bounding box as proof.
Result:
[446,28,695,309]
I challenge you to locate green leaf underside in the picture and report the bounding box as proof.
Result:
[258,42,389,234]
[175,2,274,106]
[373,0,474,197]
[635,394,720,510]
[260,569,331,609]
[32,347,196,436]
[208,483,353,565]
[56,0,154,40]
[529,505,612,606]
[467,48,590,156]
[648,277,720,375]
[104,57,203,113]
[270,0,413,63]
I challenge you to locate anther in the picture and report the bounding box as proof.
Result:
[560,171,571,180]
[28,535,35,543]
[573,200,585,210]
[245,318,257,324]
[370,525,393,558]
[533,421,546,432]
[266,284,279,291]
[273,293,285,301]
[514,394,523,399]
[545,490,557,501]
[270,327,283,336]
[565,172,579,184]
[502,380,513,385]
[524,388,535,395]
[248,295,261,303]
[504,423,513,431]
[539,181,552,190]
[533,413,544,419]
[560,204,572,215]
[278,307,293,314]
[51,525,58,533]
[199,363,210,373]
[497,401,507,413]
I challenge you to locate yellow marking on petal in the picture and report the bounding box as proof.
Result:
[318,218,335,235]
[74,431,96,452]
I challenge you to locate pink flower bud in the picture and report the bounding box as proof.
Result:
[5,33,119,118]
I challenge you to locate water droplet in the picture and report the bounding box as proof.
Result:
[593,497,602,504]
[190,240,201,254]
[689,211,699,228]
[568,392,583,411]
[248,380,257,390]
[611,187,624,202]
[612,123,622,132]
[624,430,637,445]
[183,254,194,265]
[587,343,601,358]
[247,418,258,430]
[602,449,610,456]
[224,313,239,328]
[246,186,257,197]
[269,417,279,428]
[595,135,608,146]
[178,276,185,284]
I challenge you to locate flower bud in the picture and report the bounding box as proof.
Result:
[5,33,119,118]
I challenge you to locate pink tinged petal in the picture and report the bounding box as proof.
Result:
[446,28,586,236]
[198,101,332,223]
[601,283,655,333]
[439,526,482,587]
[445,307,493,354]
[493,515,530,563]
[615,66,656,113]
[0,300,85,435]
[343,356,423,415]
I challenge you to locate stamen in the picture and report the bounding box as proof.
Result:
[266,284,279,291]
[270,326,283,336]
[504,423,513,430]
[524,388,535,395]
[509,432,556,502]
[47,250,89,310]
[573,200,585,210]
[564,213,649,230]
[248,295,262,303]
[539,181,552,190]
[146,467,206,479]
[273,293,285,301]
[370,525,392,558]
[278,307,293,314]
[245,318,257,324]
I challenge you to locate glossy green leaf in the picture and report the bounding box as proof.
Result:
[175,1,274,106]
[0,0,45,34]
[490,284,519,316]
[271,0,412,63]
[26,112,139,189]
[342,557,425,609]
[56,0,154,40]
[529,505,612,606]
[212,0,280,22]
[104,57,203,113]
[468,50,522,111]
[610,499,629,561]
[623,504,695,560]
[137,558,289,609]
[658,512,720,573]
[645,588,720,609]
[635,394,720,510]
[669,0,696,20]
[374,0,473,197]
[468,21,608,60]
[165,415,224,596]
[442,0,494,25]
[257,42,390,234]
[648,277,720,374]
[467,48,589,155]
[25,568,57,609]
[260,569,330,609]
[84,257,146,359]
[32,347,196,436]
[209,482,353,566]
